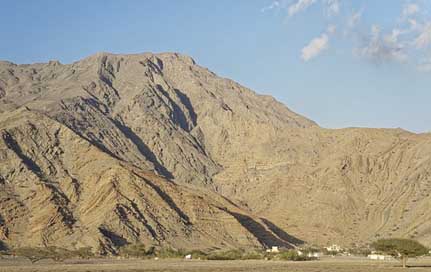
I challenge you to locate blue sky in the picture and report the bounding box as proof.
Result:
[1,0,430,133]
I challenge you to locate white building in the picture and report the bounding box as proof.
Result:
[297,250,322,258]
[368,254,387,260]
[368,252,392,261]
[325,244,342,252]
[266,246,280,253]
[308,252,323,258]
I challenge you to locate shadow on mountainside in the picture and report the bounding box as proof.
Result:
[112,119,174,180]
[156,84,196,132]
[173,88,197,128]
[99,227,128,247]
[260,218,304,246]
[2,131,42,175]
[1,131,76,227]
[221,208,303,248]
[127,168,191,226]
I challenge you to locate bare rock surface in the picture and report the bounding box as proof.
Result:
[1,52,430,251]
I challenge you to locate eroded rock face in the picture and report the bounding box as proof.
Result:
[1,52,431,252]
[0,53,306,253]
[0,109,299,253]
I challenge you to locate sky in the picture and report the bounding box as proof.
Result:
[1,0,430,133]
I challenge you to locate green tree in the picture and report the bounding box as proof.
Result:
[372,238,429,268]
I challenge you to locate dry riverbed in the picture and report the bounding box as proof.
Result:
[2,257,431,272]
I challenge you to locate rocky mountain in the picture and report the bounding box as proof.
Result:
[0,52,430,253]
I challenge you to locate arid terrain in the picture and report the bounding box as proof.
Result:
[1,258,431,272]
[1,52,431,253]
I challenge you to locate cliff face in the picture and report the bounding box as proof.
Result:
[0,108,299,253]
[1,52,430,252]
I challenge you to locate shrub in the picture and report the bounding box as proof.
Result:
[119,243,150,258]
[157,247,187,259]
[12,246,95,262]
[186,250,208,260]
[348,247,371,256]
[207,249,244,260]
[241,251,265,260]
[13,247,68,263]
[73,247,94,259]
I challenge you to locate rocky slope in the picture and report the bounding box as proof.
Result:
[1,52,431,251]
[0,107,299,253]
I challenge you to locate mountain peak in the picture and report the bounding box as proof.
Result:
[1,52,430,253]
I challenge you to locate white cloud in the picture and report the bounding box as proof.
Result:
[414,23,431,48]
[348,10,362,28]
[356,25,408,63]
[327,24,337,34]
[407,19,421,32]
[384,28,402,44]
[262,0,431,69]
[261,1,281,12]
[288,0,317,17]
[326,0,340,17]
[371,25,380,39]
[301,33,329,61]
[402,3,420,19]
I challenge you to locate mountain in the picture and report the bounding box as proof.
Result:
[0,52,430,253]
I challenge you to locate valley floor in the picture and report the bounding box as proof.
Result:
[2,257,431,272]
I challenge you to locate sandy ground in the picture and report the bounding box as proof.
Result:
[1,257,431,272]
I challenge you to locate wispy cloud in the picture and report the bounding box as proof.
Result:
[302,33,329,61]
[402,3,420,19]
[355,25,408,63]
[261,1,281,13]
[288,0,317,16]
[414,23,431,48]
[327,24,337,34]
[261,0,431,68]
[325,0,340,17]
[348,10,362,28]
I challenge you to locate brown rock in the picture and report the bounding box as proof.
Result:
[0,52,430,252]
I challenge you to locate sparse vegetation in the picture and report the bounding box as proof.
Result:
[73,247,95,259]
[12,246,95,263]
[118,244,207,260]
[372,238,429,268]
[119,243,152,258]
[186,250,208,260]
[13,247,67,263]
[241,251,266,260]
[205,249,316,261]
[207,249,245,260]
[157,247,187,259]
[347,247,372,257]
[118,244,273,261]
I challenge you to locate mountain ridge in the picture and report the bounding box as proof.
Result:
[1,52,431,253]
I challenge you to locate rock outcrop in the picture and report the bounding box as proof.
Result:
[1,52,430,251]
